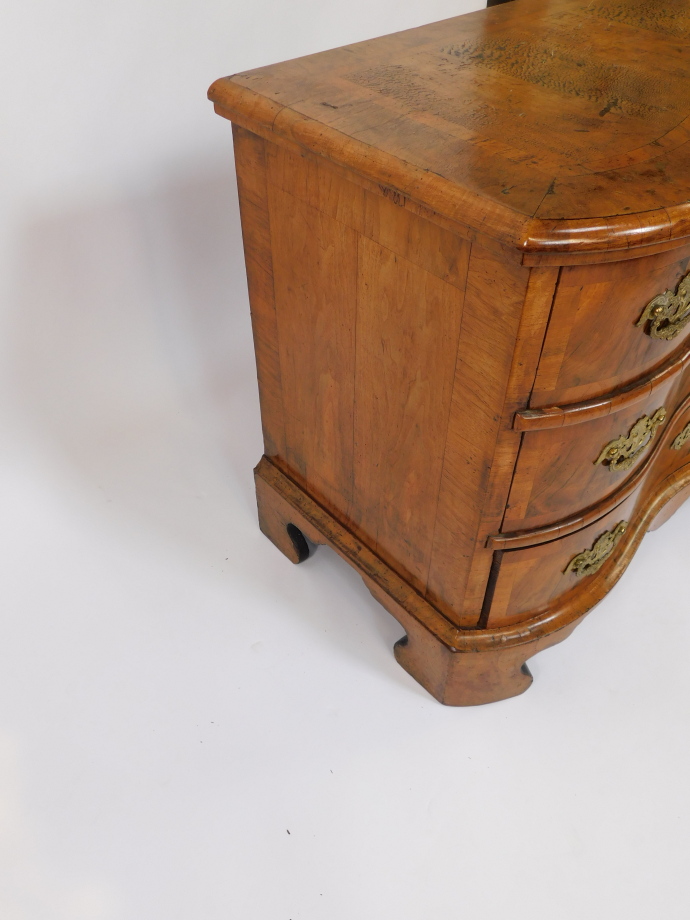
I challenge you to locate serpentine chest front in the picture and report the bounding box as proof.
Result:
[209,0,690,704]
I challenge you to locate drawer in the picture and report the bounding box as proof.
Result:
[505,372,687,532]
[487,494,639,628]
[531,244,690,409]
[640,395,690,519]
[490,395,690,627]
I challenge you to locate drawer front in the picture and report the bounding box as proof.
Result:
[488,495,639,628]
[641,397,690,514]
[531,244,690,409]
[505,373,686,532]
[489,398,690,628]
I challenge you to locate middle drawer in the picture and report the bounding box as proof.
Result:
[504,371,688,532]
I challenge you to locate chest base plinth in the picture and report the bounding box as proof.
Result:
[255,457,606,705]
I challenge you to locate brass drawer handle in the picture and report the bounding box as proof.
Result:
[565,522,628,577]
[672,422,690,450]
[637,271,690,340]
[595,407,666,472]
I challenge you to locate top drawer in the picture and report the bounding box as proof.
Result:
[531,244,690,408]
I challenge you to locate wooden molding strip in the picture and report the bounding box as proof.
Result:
[522,235,690,268]
[492,391,690,549]
[514,338,690,431]
[520,206,690,255]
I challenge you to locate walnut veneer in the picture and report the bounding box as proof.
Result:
[209,0,690,704]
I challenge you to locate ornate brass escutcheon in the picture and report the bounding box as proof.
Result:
[565,522,628,578]
[672,421,690,451]
[637,271,690,340]
[595,407,666,472]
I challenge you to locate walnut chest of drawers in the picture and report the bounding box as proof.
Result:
[209,0,690,704]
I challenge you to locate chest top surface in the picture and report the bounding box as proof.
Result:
[209,0,690,254]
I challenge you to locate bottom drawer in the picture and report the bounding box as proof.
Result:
[487,494,639,628]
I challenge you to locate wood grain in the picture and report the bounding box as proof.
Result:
[490,381,690,549]
[217,1,690,703]
[232,126,286,459]
[487,408,690,626]
[211,0,690,257]
[253,456,588,704]
[515,334,690,431]
[453,264,557,620]
[267,182,358,519]
[245,134,480,607]
[424,246,533,624]
[254,451,690,700]
[351,235,466,594]
[488,494,639,627]
[505,375,684,532]
[530,245,690,407]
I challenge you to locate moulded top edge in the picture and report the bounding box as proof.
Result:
[208,71,690,257]
[209,0,690,254]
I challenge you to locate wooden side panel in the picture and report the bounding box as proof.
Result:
[351,237,467,594]
[232,125,286,458]
[238,134,559,625]
[260,140,473,594]
[265,142,367,237]
[425,248,542,625]
[531,243,690,408]
[267,183,358,518]
[265,143,471,289]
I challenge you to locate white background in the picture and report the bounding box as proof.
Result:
[2,1,690,918]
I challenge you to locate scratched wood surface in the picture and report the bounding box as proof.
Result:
[212,0,690,256]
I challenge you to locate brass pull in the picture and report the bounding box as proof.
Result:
[565,522,628,577]
[595,407,666,472]
[637,271,690,340]
[672,422,690,451]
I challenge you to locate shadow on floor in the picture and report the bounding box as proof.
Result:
[5,149,407,683]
